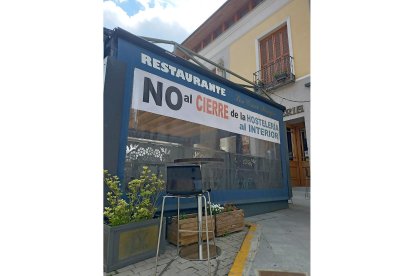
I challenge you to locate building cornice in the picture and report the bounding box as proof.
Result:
[198,0,292,60]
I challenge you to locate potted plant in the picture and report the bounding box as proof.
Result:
[213,203,244,237]
[274,72,288,82]
[256,79,265,87]
[103,167,166,272]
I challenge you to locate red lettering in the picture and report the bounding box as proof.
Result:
[196,95,202,111]
[206,98,212,114]
[218,103,223,117]
[195,95,229,119]
[212,100,218,116]
[223,104,229,119]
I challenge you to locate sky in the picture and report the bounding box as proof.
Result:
[103,0,227,49]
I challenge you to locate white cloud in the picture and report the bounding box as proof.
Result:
[103,0,227,43]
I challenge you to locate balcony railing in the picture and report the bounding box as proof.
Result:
[253,56,295,91]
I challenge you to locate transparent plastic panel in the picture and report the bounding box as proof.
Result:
[124,110,283,190]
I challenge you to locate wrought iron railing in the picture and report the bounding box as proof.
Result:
[253,56,295,90]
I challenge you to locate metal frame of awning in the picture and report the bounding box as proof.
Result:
[137,36,276,103]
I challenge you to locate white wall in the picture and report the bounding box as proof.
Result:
[269,75,310,157]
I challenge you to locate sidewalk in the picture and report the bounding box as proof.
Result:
[105,188,310,276]
[106,227,248,276]
[245,188,310,275]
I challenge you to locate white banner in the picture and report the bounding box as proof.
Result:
[132,68,280,143]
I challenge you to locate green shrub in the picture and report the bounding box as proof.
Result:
[104,166,165,226]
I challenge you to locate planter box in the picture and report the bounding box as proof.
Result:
[167,214,215,246]
[104,217,166,272]
[215,209,244,236]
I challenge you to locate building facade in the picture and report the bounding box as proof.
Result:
[177,0,310,187]
[104,28,291,216]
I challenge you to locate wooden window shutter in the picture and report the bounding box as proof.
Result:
[259,24,290,82]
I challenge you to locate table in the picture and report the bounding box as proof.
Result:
[173,157,224,260]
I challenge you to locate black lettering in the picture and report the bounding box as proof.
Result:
[143,77,163,106]
[230,109,238,118]
[165,86,182,110]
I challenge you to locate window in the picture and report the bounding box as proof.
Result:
[259,24,291,84]
[287,128,294,160]
[125,109,283,190]
[300,128,309,161]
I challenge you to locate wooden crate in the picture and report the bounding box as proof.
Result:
[215,209,244,236]
[167,214,215,246]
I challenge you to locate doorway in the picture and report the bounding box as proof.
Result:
[286,122,310,187]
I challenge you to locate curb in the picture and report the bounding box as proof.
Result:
[228,222,261,276]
